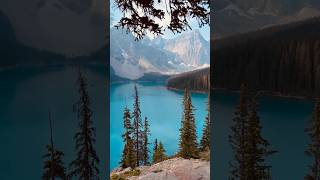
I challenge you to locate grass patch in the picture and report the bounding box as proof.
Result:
[111,169,141,180]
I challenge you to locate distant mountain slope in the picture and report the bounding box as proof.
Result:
[213,0,320,37]
[110,28,209,80]
[167,67,210,92]
[212,16,320,98]
[0,0,105,54]
[0,10,106,69]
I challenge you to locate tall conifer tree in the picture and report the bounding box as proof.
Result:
[305,99,320,180]
[152,139,158,163]
[142,117,150,165]
[132,85,143,166]
[42,112,67,180]
[246,98,275,179]
[229,84,249,179]
[152,141,167,164]
[179,87,199,159]
[200,93,211,152]
[120,107,136,168]
[69,70,100,180]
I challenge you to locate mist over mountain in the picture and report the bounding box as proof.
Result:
[213,0,320,37]
[0,0,105,55]
[110,28,210,80]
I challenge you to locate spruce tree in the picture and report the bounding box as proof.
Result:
[132,85,143,167]
[229,84,249,179]
[142,117,150,165]
[305,99,320,180]
[120,107,136,168]
[69,70,100,180]
[179,87,199,159]
[152,141,167,164]
[152,139,158,163]
[246,98,275,180]
[200,93,210,152]
[42,112,67,180]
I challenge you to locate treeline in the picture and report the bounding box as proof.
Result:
[167,67,210,92]
[228,84,320,179]
[42,70,101,180]
[212,16,320,98]
[120,85,211,170]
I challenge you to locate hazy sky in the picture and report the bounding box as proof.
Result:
[110,3,210,41]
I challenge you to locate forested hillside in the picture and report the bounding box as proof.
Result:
[167,68,210,92]
[213,16,320,97]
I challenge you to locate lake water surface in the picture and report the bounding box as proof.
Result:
[0,66,108,180]
[212,90,313,180]
[110,82,209,170]
[1,66,315,180]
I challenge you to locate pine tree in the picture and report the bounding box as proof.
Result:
[179,87,199,159]
[246,98,275,180]
[69,70,100,180]
[305,99,320,180]
[120,107,136,168]
[132,85,144,167]
[229,84,249,179]
[200,93,210,152]
[42,112,67,180]
[142,117,150,165]
[152,141,167,164]
[152,139,158,163]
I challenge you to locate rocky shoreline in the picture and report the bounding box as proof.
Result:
[110,158,210,180]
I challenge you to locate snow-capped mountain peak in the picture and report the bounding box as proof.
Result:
[110,28,210,80]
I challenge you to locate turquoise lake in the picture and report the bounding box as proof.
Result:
[0,65,315,179]
[110,82,209,170]
[0,66,108,180]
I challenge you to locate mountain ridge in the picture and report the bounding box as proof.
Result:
[110,28,210,80]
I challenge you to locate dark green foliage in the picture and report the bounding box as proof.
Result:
[152,140,167,164]
[229,84,275,180]
[132,85,144,167]
[142,117,150,165]
[178,87,199,159]
[120,107,136,168]
[114,0,209,40]
[69,71,100,180]
[305,100,320,180]
[213,17,320,98]
[167,68,210,92]
[43,146,67,180]
[229,84,250,179]
[245,98,275,180]
[42,112,67,180]
[200,93,211,152]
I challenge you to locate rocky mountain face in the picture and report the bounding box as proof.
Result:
[213,0,320,38]
[110,28,209,80]
[110,158,210,180]
[212,17,320,98]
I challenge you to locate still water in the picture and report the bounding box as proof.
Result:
[212,90,313,180]
[0,66,108,180]
[110,82,208,170]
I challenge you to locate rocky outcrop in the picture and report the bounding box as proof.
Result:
[212,16,320,98]
[110,158,210,180]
